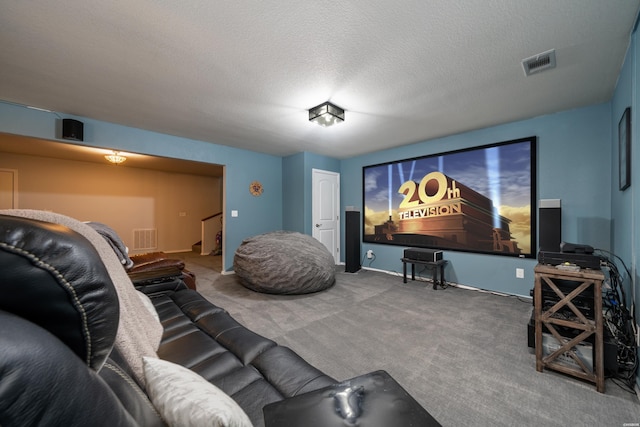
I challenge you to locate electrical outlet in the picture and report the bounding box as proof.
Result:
[366,249,374,259]
[516,268,524,279]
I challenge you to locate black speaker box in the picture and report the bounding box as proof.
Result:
[539,199,561,252]
[62,119,84,141]
[404,248,442,262]
[345,210,360,273]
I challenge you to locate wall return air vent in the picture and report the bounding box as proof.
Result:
[133,228,157,250]
[522,49,556,76]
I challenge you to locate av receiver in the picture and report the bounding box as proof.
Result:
[537,251,601,270]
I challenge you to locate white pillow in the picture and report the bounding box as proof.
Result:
[143,357,253,427]
[136,291,160,323]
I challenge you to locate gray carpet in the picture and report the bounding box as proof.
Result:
[184,254,640,426]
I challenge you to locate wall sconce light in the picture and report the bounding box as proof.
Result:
[105,151,127,165]
[309,102,345,127]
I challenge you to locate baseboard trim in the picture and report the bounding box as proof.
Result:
[362,266,396,274]
[359,266,532,300]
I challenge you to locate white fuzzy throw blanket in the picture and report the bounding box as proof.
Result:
[0,209,162,387]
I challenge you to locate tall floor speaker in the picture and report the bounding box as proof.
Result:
[345,210,361,273]
[539,199,561,252]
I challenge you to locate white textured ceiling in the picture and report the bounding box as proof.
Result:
[1,1,639,159]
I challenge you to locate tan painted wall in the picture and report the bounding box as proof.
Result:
[0,152,222,253]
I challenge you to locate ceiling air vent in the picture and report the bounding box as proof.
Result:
[522,49,556,76]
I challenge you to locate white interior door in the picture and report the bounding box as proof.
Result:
[0,169,17,209]
[312,169,340,263]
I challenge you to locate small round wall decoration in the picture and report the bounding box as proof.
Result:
[250,181,263,196]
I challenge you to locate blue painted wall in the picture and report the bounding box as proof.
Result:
[632,27,640,391]
[632,26,640,331]
[282,152,305,233]
[282,151,340,235]
[611,31,635,304]
[611,22,639,388]
[0,103,283,271]
[340,103,612,297]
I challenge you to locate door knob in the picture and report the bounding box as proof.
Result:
[315,224,321,227]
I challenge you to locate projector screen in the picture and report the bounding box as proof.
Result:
[362,136,537,258]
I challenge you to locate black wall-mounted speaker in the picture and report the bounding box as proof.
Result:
[539,199,561,252]
[62,119,84,141]
[345,210,361,273]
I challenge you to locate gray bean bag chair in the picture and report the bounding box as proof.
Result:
[233,231,336,294]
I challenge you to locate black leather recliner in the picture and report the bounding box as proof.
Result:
[0,215,164,426]
[0,213,335,427]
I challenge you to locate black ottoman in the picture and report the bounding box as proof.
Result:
[263,370,441,427]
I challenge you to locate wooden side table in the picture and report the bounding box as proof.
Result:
[401,258,448,289]
[533,263,605,392]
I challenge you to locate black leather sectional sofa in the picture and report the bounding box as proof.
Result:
[151,287,336,423]
[0,212,335,426]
